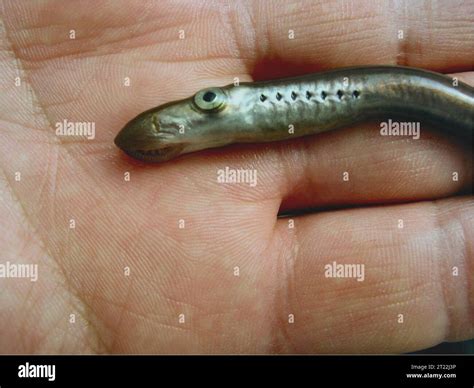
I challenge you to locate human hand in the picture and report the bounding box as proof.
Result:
[0,0,472,353]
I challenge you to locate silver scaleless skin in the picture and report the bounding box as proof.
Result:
[114,66,473,163]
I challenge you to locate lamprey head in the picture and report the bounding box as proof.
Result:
[114,105,184,162]
[114,86,240,163]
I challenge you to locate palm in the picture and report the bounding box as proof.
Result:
[0,1,472,353]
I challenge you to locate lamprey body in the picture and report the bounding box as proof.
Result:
[114,66,473,162]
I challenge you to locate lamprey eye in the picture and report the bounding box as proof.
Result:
[194,87,226,112]
[203,91,216,102]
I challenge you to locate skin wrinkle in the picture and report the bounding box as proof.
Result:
[224,2,254,73]
[274,167,316,353]
[7,6,167,63]
[434,199,474,341]
[430,251,452,343]
[463,211,474,339]
[273,219,301,353]
[261,220,288,353]
[431,199,455,342]
[251,0,272,67]
[0,166,97,353]
[16,271,39,351]
[83,290,195,350]
[394,0,410,66]
[0,14,110,353]
[106,276,135,352]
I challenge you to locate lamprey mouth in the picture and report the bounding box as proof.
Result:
[120,146,185,163]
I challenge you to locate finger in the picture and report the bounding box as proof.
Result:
[271,196,474,353]
[181,71,472,214]
[271,71,473,211]
[242,0,474,78]
[5,0,471,162]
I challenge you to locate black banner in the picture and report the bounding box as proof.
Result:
[0,355,472,387]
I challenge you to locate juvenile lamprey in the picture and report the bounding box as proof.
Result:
[114,65,473,163]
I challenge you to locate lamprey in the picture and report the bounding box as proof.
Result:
[114,66,473,163]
